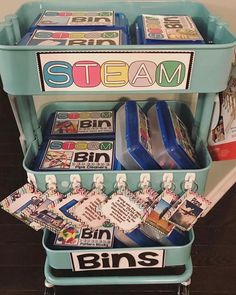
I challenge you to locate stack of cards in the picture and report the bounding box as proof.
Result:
[33,110,123,171]
[19,10,130,45]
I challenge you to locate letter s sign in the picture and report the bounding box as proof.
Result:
[43,61,73,88]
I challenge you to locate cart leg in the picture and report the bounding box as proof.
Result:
[177,278,191,295]
[44,279,56,295]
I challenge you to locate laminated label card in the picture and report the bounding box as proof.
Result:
[36,11,115,27]
[54,225,114,248]
[51,111,114,135]
[143,14,204,42]
[26,30,122,46]
[39,140,114,170]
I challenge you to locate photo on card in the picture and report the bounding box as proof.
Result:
[30,197,67,233]
[27,39,67,46]
[38,16,70,26]
[52,120,78,134]
[145,210,174,235]
[41,150,73,169]
[153,199,172,217]
[54,225,81,246]
[169,199,203,231]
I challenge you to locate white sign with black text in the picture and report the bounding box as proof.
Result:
[71,249,165,271]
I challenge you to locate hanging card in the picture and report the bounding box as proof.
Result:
[0,183,44,231]
[29,188,67,233]
[99,175,159,232]
[162,190,211,231]
[51,185,88,227]
[69,175,108,229]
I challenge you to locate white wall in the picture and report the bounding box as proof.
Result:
[0,0,236,204]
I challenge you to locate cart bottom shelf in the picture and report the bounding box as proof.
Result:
[44,257,192,294]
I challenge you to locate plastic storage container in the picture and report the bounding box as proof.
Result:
[18,10,130,45]
[22,100,212,195]
[28,10,129,34]
[147,101,199,169]
[116,101,161,170]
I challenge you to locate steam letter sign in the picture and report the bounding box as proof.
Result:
[37,51,194,92]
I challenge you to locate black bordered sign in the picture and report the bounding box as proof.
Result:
[36,50,194,92]
[70,248,165,271]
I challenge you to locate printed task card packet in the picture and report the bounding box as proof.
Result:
[0,183,44,231]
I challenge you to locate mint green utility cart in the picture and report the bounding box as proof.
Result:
[0,1,235,295]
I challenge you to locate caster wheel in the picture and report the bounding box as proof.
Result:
[44,280,56,295]
[177,284,190,295]
[44,286,56,295]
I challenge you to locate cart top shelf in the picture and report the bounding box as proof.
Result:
[0,0,235,95]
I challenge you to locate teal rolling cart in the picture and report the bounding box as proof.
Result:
[0,1,235,295]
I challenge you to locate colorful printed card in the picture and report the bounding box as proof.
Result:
[36,11,115,27]
[162,191,211,231]
[51,111,114,135]
[0,183,44,231]
[54,224,114,248]
[99,189,150,233]
[29,189,68,233]
[39,140,114,170]
[27,30,122,46]
[51,187,88,227]
[143,15,204,41]
[69,189,107,229]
